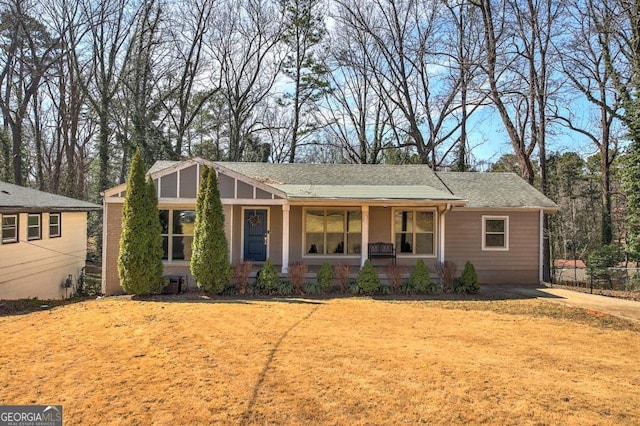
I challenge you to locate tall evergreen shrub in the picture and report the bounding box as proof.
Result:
[190,166,231,293]
[118,149,164,295]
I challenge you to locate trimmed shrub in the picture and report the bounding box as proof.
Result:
[386,264,405,294]
[357,260,381,294]
[257,259,280,295]
[435,261,457,292]
[317,262,334,293]
[190,166,232,293]
[233,261,254,295]
[334,264,351,293]
[453,261,480,294]
[409,259,433,294]
[118,149,164,295]
[288,261,308,294]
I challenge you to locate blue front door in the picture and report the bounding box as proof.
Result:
[244,209,268,261]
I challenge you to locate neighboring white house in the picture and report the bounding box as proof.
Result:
[0,181,101,300]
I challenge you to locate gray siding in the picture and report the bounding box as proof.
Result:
[219,174,235,198]
[160,172,178,197]
[180,165,198,198]
[445,210,540,284]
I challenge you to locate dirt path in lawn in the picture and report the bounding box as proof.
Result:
[241,301,321,424]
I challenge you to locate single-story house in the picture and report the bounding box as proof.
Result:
[102,158,558,295]
[0,181,101,300]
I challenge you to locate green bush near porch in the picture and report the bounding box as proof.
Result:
[453,261,480,294]
[357,260,381,294]
[408,259,434,294]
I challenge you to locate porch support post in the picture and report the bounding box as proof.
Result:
[281,204,290,274]
[439,206,446,263]
[361,205,369,267]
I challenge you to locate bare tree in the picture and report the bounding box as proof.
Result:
[556,0,624,245]
[443,0,486,171]
[0,0,62,185]
[163,0,219,158]
[118,0,174,170]
[320,16,396,164]
[333,0,480,168]
[208,0,284,161]
[72,0,138,192]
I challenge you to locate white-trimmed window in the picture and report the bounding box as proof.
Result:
[1,214,18,244]
[482,216,509,250]
[304,209,361,255]
[27,213,41,240]
[49,213,61,238]
[394,209,435,255]
[159,210,195,261]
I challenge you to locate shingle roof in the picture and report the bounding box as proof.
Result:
[143,159,557,209]
[437,172,557,209]
[0,181,101,212]
[148,160,179,175]
[219,162,461,201]
[269,184,460,200]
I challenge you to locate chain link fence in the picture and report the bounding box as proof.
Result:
[554,267,640,292]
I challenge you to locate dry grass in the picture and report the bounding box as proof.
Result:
[1,296,639,425]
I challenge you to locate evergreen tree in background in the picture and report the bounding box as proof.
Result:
[191,165,231,293]
[118,149,164,294]
[622,111,640,260]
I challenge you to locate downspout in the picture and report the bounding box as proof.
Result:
[539,208,544,283]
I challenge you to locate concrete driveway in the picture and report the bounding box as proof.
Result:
[497,285,640,323]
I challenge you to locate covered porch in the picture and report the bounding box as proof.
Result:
[227,202,460,274]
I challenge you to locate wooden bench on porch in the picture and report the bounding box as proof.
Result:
[368,242,396,265]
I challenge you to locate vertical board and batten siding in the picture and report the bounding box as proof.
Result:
[445,210,540,284]
[0,212,88,299]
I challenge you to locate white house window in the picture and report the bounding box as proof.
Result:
[482,216,509,250]
[159,210,195,261]
[1,214,18,244]
[305,209,361,255]
[49,213,61,238]
[27,213,41,240]
[394,209,435,255]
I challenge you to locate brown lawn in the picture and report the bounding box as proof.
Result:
[1,296,639,425]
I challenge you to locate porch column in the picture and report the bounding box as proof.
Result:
[361,205,369,267]
[438,207,446,263]
[281,204,290,274]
